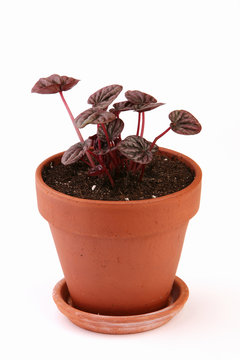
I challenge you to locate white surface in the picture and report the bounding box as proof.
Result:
[1,0,239,359]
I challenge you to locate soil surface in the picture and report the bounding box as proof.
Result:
[42,151,195,201]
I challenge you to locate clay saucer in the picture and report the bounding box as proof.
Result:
[52,276,189,334]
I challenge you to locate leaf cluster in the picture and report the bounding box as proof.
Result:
[32,75,202,185]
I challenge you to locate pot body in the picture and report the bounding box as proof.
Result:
[36,148,202,316]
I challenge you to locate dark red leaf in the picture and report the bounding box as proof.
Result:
[61,138,92,165]
[117,135,155,164]
[31,74,79,94]
[97,118,124,142]
[112,101,135,112]
[133,102,165,112]
[88,84,123,109]
[125,90,157,105]
[109,108,119,116]
[169,110,202,135]
[124,90,165,112]
[75,108,116,128]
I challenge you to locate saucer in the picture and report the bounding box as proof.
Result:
[52,276,189,334]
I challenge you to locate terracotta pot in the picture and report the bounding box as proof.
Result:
[35,147,202,316]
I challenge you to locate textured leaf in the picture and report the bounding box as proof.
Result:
[97,118,124,142]
[133,102,165,112]
[31,74,79,94]
[75,108,99,128]
[112,101,135,112]
[75,108,116,128]
[109,108,119,116]
[88,84,123,109]
[117,135,155,164]
[61,138,92,165]
[169,110,202,135]
[124,90,165,112]
[125,90,157,105]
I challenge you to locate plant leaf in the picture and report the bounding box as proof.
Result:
[133,102,165,112]
[169,110,202,135]
[117,135,155,164]
[75,108,100,128]
[88,84,123,109]
[125,90,157,105]
[75,108,116,129]
[97,118,124,142]
[61,138,92,165]
[112,101,135,113]
[31,74,79,94]
[124,90,165,112]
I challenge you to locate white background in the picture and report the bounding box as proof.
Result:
[1,0,239,359]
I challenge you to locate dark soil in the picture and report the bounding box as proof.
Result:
[42,151,195,201]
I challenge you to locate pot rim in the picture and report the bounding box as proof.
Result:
[36,147,202,206]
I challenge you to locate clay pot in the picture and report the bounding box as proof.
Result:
[36,147,202,316]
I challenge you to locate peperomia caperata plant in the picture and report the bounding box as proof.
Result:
[32,74,201,186]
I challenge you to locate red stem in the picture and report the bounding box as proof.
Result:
[101,123,111,148]
[80,159,91,167]
[101,123,118,166]
[97,125,103,163]
[103,167,115,187]
[132,163,137,173]
[136,112,141,136]
[140,112,145,137]
[136,163,142,171]
[128,160,134,171]
[139,165,146,181]
[150,126,171,150]
[88,150,115,187]
[59,91,84,142]
[59,91,95,168]
[87,150,99,161]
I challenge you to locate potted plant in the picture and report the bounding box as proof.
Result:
[33,74,202,334]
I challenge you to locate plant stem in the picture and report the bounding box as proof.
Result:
[136,163,142,171]
[150,126,171,150]
[132,162,137,173]
[136,112,141,136]
[88,150,115,187]
[81,159,92,167]
[59,91,95,167]
[97,125,103,163]
[139,164,146,182]
[101,123,118,166]
[140,112,145,137]
[101,123,111,148]
[59,91,84,142]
